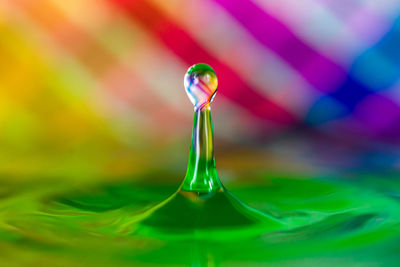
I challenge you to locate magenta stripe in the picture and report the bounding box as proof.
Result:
[197,78,213,94]
[110,0,298,125]
[213,0,347,92]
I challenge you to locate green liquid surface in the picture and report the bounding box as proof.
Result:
[0,172,399,266]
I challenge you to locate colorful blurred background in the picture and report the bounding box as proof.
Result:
[1,0,400,180]
[3,0,400,266]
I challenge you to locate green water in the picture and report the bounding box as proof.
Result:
[0,174,400,266]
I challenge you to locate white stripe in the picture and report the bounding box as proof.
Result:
[150,0,319,117]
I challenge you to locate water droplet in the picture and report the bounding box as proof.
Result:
[132,63,283,237]
[184,63,218,110]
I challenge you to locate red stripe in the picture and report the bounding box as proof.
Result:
[15,0,186,125]
[197,79,214,95]
[109,0,297,125]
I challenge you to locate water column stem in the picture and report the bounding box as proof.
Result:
[181,104,222,193]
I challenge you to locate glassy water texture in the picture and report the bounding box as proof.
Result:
[0,175,399,266]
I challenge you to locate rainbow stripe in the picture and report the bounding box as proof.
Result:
[1,0,400,162]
